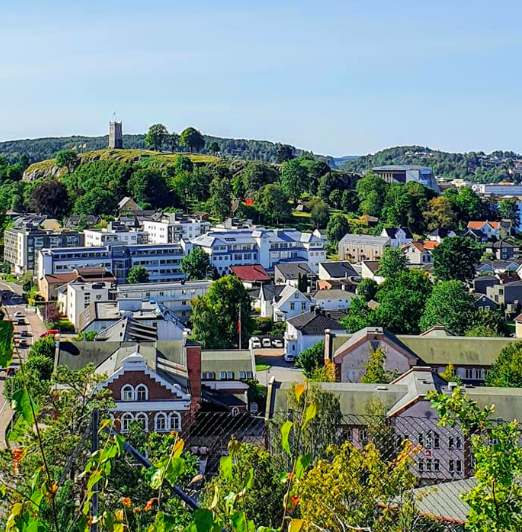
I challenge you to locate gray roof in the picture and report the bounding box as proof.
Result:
[287,310,342,335]
[381,227,413,239]
[373,165,432,172]
[260,284,286,302]
[339,234,390,246]
[311,289,356,300]
[274,262,315,280]
[319,261,358,278]
[95,317,158,342]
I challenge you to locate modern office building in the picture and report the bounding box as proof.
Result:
[372,165,440,193]
[143,213,211,244]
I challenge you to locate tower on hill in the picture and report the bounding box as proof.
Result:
[109,120,123,149]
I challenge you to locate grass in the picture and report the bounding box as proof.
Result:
[255,364,271,372]
[1,274,19,284]
[0,321,13,366]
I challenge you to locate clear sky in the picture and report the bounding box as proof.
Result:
[1,0,520,156]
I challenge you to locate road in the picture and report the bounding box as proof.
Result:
[0,279,46,448]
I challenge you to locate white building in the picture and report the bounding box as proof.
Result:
[311,289,355,311]
[57,279,113,328]
[472,183,522,196]
[272,285,311,322]
[83,227,147,247]
[37,243,185,286]
[190,227,326,275]
[380,227,413,248]
[143,213,211,244]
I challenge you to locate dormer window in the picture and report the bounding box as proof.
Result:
[121,384,134,401]
[136,384,148,401]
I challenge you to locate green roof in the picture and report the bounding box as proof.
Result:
[201,349,255,377]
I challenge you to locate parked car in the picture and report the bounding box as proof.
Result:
[262,337,272,348]
[40,329,59,338]
[20,331,31,337]
[250,337,261,349]
[271,339,283,348]
[284,353,296,363]
[17,340,28,348]
[14,311,24,317]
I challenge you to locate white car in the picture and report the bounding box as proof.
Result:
[262,338,272,348]
[271,339,283,348]
[284,353,296,363]
[251,338,261,349]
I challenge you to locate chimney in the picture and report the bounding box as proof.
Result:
[185,342,202,414]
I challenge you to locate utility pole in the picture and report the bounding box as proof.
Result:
[91,408,99,532]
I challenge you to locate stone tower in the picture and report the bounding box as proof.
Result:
[109,121,123,149]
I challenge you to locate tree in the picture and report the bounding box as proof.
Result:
[341,296,376,333]
[55,150,78,174]
[191,275,253,348]
[377,246,407,278]
[127,168,171,209]
[167,132,179,153]
[74,188,117,216]
[179,127,205,153]
[180,247,210,280]
[145,123,169,151]
[432,235,482,283]
[423,196,457,231]
[22,271,33,292]
[356,172,388,217]
[439,363,462,385]
[173,155,194,174]
[28,336,56,360]
[295,341,324,377]
[361,346,395,383]
[499,197,520,229]
[341,189,359,214]
[241,162,279,196]
[256,184,291,224]
[275,144,294,163]
[127,265,149,284]
[420,280,475,335]
[280,159,307,205]
[325,214,349,244]
[485,342,522,387]
[43,302,61,327]
[207,141,220,155]
[310,199,330,228]
[466,309,506,337]
[297,272,308,293]
[28,179,70,218]
[451,186,485,223]
[357,278,379,301]
[209,177,232,220]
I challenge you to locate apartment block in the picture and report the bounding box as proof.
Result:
[143,213,211,244]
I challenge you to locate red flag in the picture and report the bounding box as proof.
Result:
[245,198,254,206]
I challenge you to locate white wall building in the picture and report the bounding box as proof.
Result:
[272,285,311,322]
[83,228,147,247]
[311,289,355,311]
[144,214,211,244]
[190,227,326,275]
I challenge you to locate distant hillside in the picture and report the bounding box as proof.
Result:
[0,133,320,165]
[342,145,522,183]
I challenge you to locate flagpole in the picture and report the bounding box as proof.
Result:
[238,303,242,350]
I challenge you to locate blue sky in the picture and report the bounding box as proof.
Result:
[1,0,521,156]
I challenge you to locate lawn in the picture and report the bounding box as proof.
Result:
[255,364,271,372]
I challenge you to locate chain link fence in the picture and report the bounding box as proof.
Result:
[174,411,477,531]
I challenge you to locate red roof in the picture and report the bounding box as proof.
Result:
[467,221,500,230]
[408,241,426,252]
[230,264,270,282]
[423,241,439,250]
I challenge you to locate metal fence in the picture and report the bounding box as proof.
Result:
[173,411,477,531]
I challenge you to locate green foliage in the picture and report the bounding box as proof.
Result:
[74,187,118,216]
[443,186,485,223]
[420,280,475,335]
[325,213,349,244]
[423,196,457,231]
[432,236,482,283]
[309,198,330,229]
[466,309,506,337]
[357,277,379,301]
[361,346,396,384]
[439,363,463,385]
[174,154,194,174]
[430,388,522,532]
[180,127,205,153]
[276,144,294,163]
[281,159,307,205]
[127,266,149,284]
[28,179,70,218]
[239,162,279,196]
[255,183,291,224]
[73,330,98,341]
[207,141,220,154]
[377,246,407,278]
[55,149,78,173]
[181,247,211,280]
[204,443,286,528]
[127,168,172,209]
[0,320,13,368]
[209,177,232,221]
[499,197,520,228]
[145,124,169,151]
[191,275,253,348]
[485,342,522,387]
[295,341,324,377]
[28,335,56,360]
[356,172,388,217]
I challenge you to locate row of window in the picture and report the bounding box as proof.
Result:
[202,371,253,380]
[121,384,148,402]
[119,411,181,432]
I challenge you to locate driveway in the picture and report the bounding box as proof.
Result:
[256,354,305,386]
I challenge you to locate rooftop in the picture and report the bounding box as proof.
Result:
[230,264,271,282]
[287,309,342,335]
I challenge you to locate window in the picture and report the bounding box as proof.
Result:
[121,384,134,401]
[418,459,424,472]
[301,302,307,310]
[456,460,463,473]
[169,412,181,431]
[290,302,295,311]
[434,459,440,472]
[449,460,454,473]
[121,412,134,433]
[136,384,148,402]
[155,412,168,432]
[135,412,148,432]
[426,459,432,472]
[231,407,240,417]
[465,368,474,379]
[239,371,247,379]
[202,372,215,380]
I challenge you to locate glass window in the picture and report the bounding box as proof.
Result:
[121,385,134,401]
[121,413,133,433]
[136,384,148,402]
[155,412,168,432]
[169,412,181,431]
[135,412,148,432]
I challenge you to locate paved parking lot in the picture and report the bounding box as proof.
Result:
[255,353,305,385]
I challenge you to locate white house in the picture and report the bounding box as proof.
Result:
[467,221,500,240]
[83,228,147,247]
[380,227,413,248]
[311,289,355,311]
[402,242,433,266]
[360,260,385,284]
[143,213,211,244]
[284,309,344,358]
[272,285,311,322]
[318,261,359,281]
[427,228,456,244]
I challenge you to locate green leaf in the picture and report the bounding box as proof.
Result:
[244,467,254,490]
[114,434,125,455]
[230,511,247,532]
[150,466,164,490]
[302,402,317,429]
[150,512,178,532]
[220,454,233,479]
[295,454,312,480]
[289,519,304,532]
[164,457,185,487]
[281,421,293,456]
[11,388,37,424]
[193,508,215,532]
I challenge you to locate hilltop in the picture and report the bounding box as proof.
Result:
[22,149,219,181]
[0,133,325,166]
[342,145,522,183]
